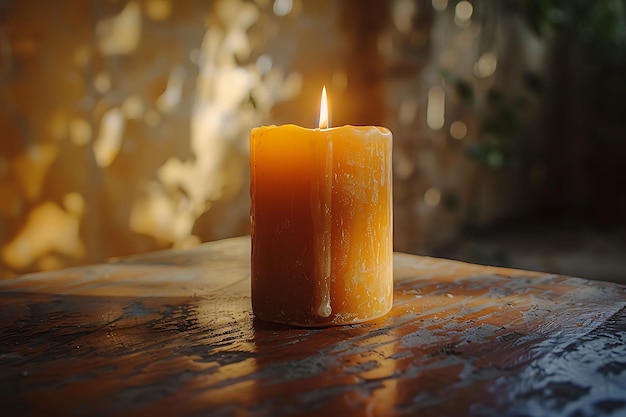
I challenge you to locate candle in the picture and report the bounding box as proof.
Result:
[250,87,393,327]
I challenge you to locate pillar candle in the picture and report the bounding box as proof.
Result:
[250,88,393,327]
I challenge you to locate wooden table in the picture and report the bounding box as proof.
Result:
[1,236,625,416]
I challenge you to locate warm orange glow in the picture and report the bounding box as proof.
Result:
[250,124,393,326]
[318,86,329,129]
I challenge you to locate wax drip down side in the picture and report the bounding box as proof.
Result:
[311,139,333,318]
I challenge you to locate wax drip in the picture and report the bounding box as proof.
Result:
[311,139,333,318]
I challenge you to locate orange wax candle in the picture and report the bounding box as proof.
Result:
[250,88,393,327]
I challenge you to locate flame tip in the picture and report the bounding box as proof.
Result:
[319,86,329,129]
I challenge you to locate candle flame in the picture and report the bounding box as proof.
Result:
[318,86,329,129]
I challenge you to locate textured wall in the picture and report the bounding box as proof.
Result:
[0,0,303,276]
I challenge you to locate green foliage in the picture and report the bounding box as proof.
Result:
[448,0,626,168]
[519,0,626,146]
[454,78,475,107]
[443,67,536,170]
[248,93,258,109]
[518,0,626,50]
[443,191,460,211]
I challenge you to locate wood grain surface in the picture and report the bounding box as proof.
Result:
[1,236,625,416]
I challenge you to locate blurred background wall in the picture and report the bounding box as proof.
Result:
[1,0,626,281]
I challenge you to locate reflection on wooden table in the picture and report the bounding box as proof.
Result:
[1,236,625,416]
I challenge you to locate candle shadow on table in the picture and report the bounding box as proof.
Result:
[244,261,565,416]
[248,313,400,415]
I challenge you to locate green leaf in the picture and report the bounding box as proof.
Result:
[455,79,475,106]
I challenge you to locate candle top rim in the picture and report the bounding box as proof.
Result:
[252,124,392,136]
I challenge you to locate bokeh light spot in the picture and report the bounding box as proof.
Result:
[432,0,448,12]
[424,187,441,207]
[474,52,497,78]
[427,86,445,130]
[273,0,292,16]
[455,1,473,22]
[450,120,467,139]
